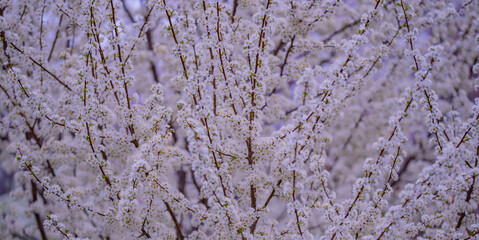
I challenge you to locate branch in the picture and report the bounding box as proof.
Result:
[164,201,184,240]
[9,42,72,91]
[31,181,48,240]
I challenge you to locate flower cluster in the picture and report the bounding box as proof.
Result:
[0,0,478,239]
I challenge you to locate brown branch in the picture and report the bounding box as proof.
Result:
[164,201,184,240]
[250,180,282,234]
[22,159,105,217]
[323,19,360,43]
[31,181,48,240]
[9,42,72,91]
[280,35,295,77]
[163,0,188,80]
[248,2,271,234]
[231,0,238,23]
[85,122,113,188]
[48,14,63,62]
[455,174,476,229]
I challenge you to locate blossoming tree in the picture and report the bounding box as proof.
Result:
[1,0,478,239]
